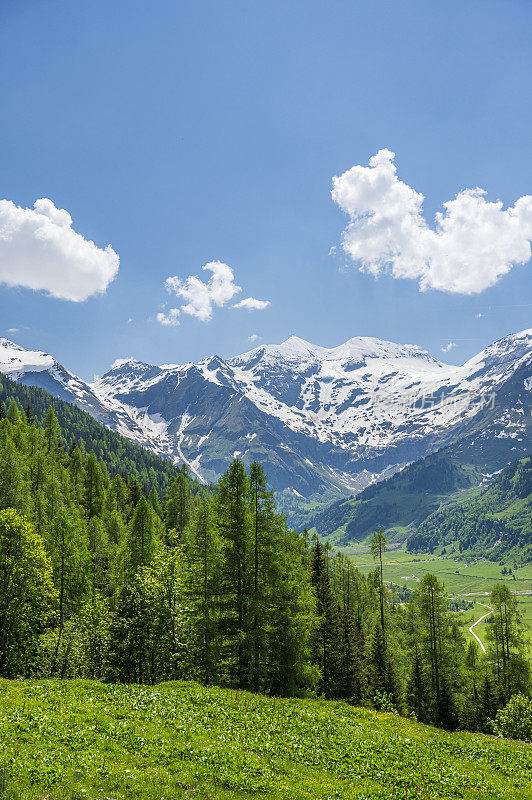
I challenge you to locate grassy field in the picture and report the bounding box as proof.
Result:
[0,680,532,800]
[343,548,532,596]
[341,547,532,649]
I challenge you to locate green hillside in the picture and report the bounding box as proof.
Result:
[1,679,531,800]
[408,456,532,562]
[308,450,481,543]
[1,389,530,770]
[0,372,179,496]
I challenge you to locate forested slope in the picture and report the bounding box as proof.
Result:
[308,449,481,543]
[0,398,529,744]
[0,371,178,495]
[407,456,532,562]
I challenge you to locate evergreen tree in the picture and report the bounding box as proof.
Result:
[488,583,529,701]
[126,496,157,577]
[371,529,387,640]
[6,400,21,426]
[183,496,221,685]
[414,574,464,727]
[165,465,193,537]
[84,452,105,519]
[311,540,343,699]
[44,407,61,451]
[367,621,401,709]
[406,645,427,722]
[216,459,251,687]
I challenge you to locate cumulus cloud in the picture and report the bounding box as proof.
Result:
[441,341,457,352]
[0,197,119,301]
[233,297,271,310]
[332,149,532,294]
[248,333,261,343]
[161,261,270,324]
[156,309,181,327]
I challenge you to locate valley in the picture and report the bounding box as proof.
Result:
[339,544,532,647]
[0,328,530,517]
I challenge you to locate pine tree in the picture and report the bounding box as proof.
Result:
[311,541,343,699]
[216,459,251,688]
[488,583,529,701]
[407,645,427,722]
[165,466,193,537]
[6,400,21,425]
[371,529,387,641]
[84,453,105,519]
[367,621,401,709]
[126,496,157,577]
[44,407,61,451]
[48,511,88,670]
[183,497,221,685]
[248,461,280,690]
[25,403,34,425]
[414,573,464,727]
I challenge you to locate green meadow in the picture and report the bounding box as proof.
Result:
[1,679,532,800]
[342,547,532,648]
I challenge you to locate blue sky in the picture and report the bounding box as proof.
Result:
[0,0,531,380]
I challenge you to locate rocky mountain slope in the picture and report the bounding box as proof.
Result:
[0,329,530,501]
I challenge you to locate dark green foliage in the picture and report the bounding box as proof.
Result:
[0,402,318,695]
[0,372,179,497]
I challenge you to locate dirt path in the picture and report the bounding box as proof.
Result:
[468,602,493,654]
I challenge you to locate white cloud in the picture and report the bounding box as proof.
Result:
[164,261,240,322]
[161,261,270,324]
[248,333,261,343]
[233,297,271,310]
[6,327,18,333]
[332,149,532,294]
[156,308,181,327]
[475,312,484,319]
[441,341,457,352]
[0,197,119,301]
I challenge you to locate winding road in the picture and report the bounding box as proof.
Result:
[468,602,493,653]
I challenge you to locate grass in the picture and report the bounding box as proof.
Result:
[346,549,531,596]
[0,679,532,800]
[343,547,532,649]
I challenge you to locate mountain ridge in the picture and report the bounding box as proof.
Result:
[0,329,530,503]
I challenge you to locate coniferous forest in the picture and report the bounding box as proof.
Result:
[0,386,529,739]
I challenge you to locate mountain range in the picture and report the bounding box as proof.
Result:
[0,329,531,509]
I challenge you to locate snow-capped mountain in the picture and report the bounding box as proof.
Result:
[0,331,531,500]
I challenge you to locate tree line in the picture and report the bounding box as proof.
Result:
[0,373,179,497]
[0,398,529,735]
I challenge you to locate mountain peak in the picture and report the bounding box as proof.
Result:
[240,334,443,369]
[0,339,56,374]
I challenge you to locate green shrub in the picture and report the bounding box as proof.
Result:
[373,690,398,715]
[490,693,532,741]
